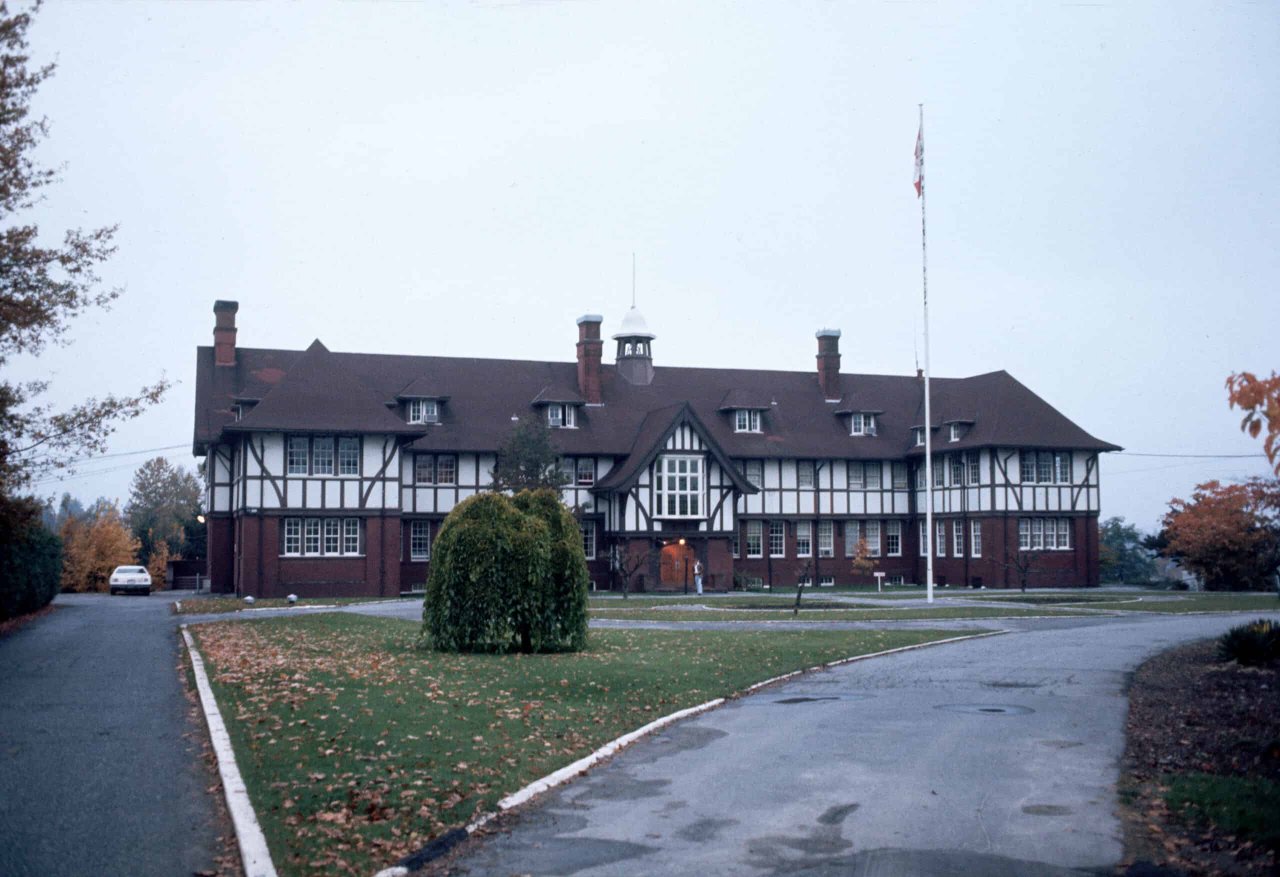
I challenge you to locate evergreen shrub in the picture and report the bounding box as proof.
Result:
[1217,619,1280,667]
[424,490,588,653]
[0,519,63,622]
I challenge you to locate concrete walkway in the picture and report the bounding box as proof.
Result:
[447,611,1279,877]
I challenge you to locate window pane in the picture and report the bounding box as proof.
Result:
[818,521,834,557]
[410,520,430,560]
[866,520,880,557]
[747,521,762,557]
[415,455,434,484]
[865,462,881,489]
[847,462,864,489]
[971,521,982,557]
[288,437,309,475]
[343,518,360,554]
[436,455,457,485]
[886,520,901,556]
[339,438,360,475]
[304,518,321,554]
[844,520,860,556]
[576,458,594,486]
[796,521,812,557]
[769,521,785,557]
[892,462,908,489]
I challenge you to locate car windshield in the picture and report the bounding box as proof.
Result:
[116,566,147,574]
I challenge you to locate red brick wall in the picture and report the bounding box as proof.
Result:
[207,516,235,593]
[232,515,402,599]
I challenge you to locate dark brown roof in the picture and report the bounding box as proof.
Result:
[193,343,1120,458]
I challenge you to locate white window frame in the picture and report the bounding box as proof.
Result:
[575,458,595,486]
[655,455,705,519]
[435,454,457,485]
[415,454,435,485]
[953,521,964,557]
[1058,518,1072,549]
[796,521,812,558]
[1037,453,1053,484]
[936,520,946,557]
[1020,452,1037,483]
[950,454,964,486]
[865,462,882,489]
[768,520,785,558]
[743,459,763,488]
[323,518,341,554]
[1018,518,1031,550]
[735,409,761,433]
[819,575,835,588]
[410,520,431,561]
[1055,452,1073,484]
[746,520,763,558]
[580,522,596,559]
[817,520,834,557]
[284,518,301,555]
[865,520,881,557]
[343,518,360,555]
[913,427,925,447]
[287,436,309,475]
[338,437,360,476]
[971,521,982,557]
[851,413,876,436]
[892,462,908,489]
[313,437,335,476]
[304,518,321,555]
[408,399,439,424]
[797,460,815,489]
[547,403,577,429]
[949,423,961,442]
[844,520,860,556]
[730,529,740,559]
[967,451,981,485]
[920,521,929,556]
[847,461,864,489]
[933,458,944,487]
[886,520,901,556]
[1031,517,1044,550]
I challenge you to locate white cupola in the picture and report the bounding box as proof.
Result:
[612,306,656,385]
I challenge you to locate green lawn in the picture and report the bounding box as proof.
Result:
[192,614,973,877]
[1081,593,1280,613]
[589,605,1096,622]
[174,596,396,615]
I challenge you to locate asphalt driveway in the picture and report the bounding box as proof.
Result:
[0,592,225,877]
[448,611,1280,877]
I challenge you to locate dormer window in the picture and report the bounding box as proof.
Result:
[735,409,761,433]
[913,427,925,447]
[408,399,439,424]
[547,403,577,428]
[851,413,877,436]
[948,423,962,442]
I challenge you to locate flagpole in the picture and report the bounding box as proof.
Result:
[919,104,935,605]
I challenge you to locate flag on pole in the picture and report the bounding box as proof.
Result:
[913,122,924,197]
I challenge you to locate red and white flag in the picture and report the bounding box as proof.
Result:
[913,122,924,197]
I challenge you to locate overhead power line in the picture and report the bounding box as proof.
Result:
[1113,452,1267,459]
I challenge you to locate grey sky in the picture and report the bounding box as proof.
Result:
[14,1,1278,532]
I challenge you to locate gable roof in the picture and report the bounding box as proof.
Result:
[593,403,757,495]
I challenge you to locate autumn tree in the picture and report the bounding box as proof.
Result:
[1160,478,1280,592]
[487,417,569,493]
[1098,516,1156,584]
[124,457,202,565]
[849,538,877,583]
[60,500,140,592]
[1227,371,1280,476]
[0,5,168,526]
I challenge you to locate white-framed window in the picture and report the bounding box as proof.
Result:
[936,520,947,556]
[798,575,812,588]
[1031,517,1044,550]
[1037,453,1053,483]
[865,520,881,557]
[797,460,815,489]
[414,455,435,485]
[1020,451,1037,483]
[913,427,925,446]
[953,521,964,557]
[746,520,763,558]
[287,436,309,475]
[338,437,360,476]
[967,451,981,485]
[915,466,927,489]
[847,461,864,489]
[576,458,594,486]
[410,520,431,561]
[892,462,908,489]
[888,574,905,586]
[436,455,457,485]
[886,520,901,556]
[950,454,963,486]
[933,458,944,487]
[408,399,439,424]
[769,521,785,557]
[971,521,982,557]
[731,529,740,558]
[304,518,321,554]
[743,459,763,488]
[1055,452,1073,483]
[919,521,929,556]
[580,522,596,559]
[282,517,363,557]
[735,409,761,433]
[796,521,812,557]
[818,520,834,557]
[312,437,335,476]
[547,403,577,428]
[656,455,704,518]
[1018,518,1031,550]
[851,413,876,436]
[1059,519,1073,549]
[819,576,835,588]
[949,423,961,442]
[865,462,882,489]
[844,520,860,556]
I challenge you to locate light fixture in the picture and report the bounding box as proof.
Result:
[196,514,206,524]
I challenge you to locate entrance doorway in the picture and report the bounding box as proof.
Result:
[659,542,697,589]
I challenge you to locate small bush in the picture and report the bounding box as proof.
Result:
[0,514,63,622]
[423,490,588,654]
[1217,619,1280,667]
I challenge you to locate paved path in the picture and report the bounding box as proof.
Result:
[448,611,1280,877]
[0,593,224,877]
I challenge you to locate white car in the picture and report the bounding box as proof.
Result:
[109,566,152,596]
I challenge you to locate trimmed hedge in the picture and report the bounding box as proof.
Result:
[0,521,63,623]
[423,490,588,653]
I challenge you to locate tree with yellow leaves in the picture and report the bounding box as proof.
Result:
[59,501,139,592]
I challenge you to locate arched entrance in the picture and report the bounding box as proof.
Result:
[659,541,697,589]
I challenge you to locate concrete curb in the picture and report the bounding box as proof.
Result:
[374,627,1001,876]
[180,625,279,877]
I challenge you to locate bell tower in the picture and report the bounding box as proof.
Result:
[613,306,655,385]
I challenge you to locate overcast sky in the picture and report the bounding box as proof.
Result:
[12,0,1277,532]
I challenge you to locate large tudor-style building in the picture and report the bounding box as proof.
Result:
[193,300,1119,597]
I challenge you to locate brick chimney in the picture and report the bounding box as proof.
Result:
[214,300,239,367]
[816,329,841,400]
[576,314,603,404]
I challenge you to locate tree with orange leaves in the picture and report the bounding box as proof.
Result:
[1160,478,1280,592]
[1227,371,1280,476]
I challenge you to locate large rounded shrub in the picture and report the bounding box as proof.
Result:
[423,490,588,653]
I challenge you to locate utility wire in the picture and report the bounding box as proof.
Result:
[1112,452,1266,459]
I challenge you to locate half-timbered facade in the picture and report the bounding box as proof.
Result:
[194,300,1119,597]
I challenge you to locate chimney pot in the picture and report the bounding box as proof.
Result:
[214,300,239,367]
